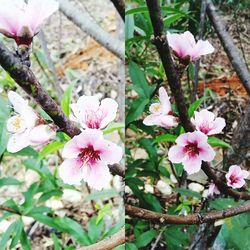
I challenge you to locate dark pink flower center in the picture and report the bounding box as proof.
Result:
[85,110,103,129]
[78,145,101,165]
[184,142,200,158]
[229,174,239,185]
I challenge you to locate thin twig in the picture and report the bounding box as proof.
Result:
[79,227,125,250]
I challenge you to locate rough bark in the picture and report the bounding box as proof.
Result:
[126,202,250,225]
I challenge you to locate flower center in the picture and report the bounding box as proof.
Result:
[7,115,26,133]
[229,174,239,185]
[184,142,199,158]
[78,145,101,166]
[150,103,162,114]
[85,110,103,129]
[200,122,211,135]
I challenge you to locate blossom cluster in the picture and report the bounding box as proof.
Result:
[7,91,56,153]
[143,31,249,191]
[59,96,123,190]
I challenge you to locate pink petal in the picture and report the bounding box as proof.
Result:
[7,132,30,153]
[198,143,215,162]
[98,140,123,165]
[158,87,171,113]
[168,145,185,163]
[167,32,192,58]
[207,117,226,135]
[160,115,178,129]
[242,170,249,179]
[175,133,189,146]
[75,129,103,149]
[99,98,118,128]
[62,137,81,159]
[143,114,162,126]
[59,159,83,185]
[188,131,208,145]
[25,0,59,34]
[82,163,111,190]
[183,157,202,175]
[29,125,56,146]
[190,40,214,60]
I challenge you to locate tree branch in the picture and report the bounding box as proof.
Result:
[126,203,250,225]
[145,0,250,200]
[0,41,125,177]
[58,0,124,61]
[109,0,125,21]
[80,227,125,250]
[0,205,21,215]
[206,0,250,95]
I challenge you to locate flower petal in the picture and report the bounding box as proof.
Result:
[29,124,56,146]
[183,157,202,175]
[7,132,30,153]
[198,143,215,162]
[99,98,118,128]
[158,87,171,113]
[143,114,162,126]
[190,40,214,60]
[59,159,83,185]
[62,137,81,159]
[82,163,111,190]
[75,129,103,149]
[207,117,226,135]
[168,145,185,163]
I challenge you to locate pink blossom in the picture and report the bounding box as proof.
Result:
[70,95,118,130]
[168,131,215,175]
[7,91,56,153]
[167,31,214,62]
[143,87,178,129]
[208,182,220,196]
[225,165,249,189]
[59,129,123,190]
[191,109,226,135]
[0,0,59,46]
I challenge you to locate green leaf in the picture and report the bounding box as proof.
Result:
[139,138,158,167]
[163,13,184,26]
[10,219,23,249]
[31,214,91,245]
[39,141,65,159]
[135,229,157,248]
[85,189,119,201]
[209,198,243,210]
[175,187,202,199]
[208,137,232,149]
[154,134,177,143]
[38,190,63,203]
[20,229,31,250]
[61,83,75,116]
[0,121,8,156]
[0,220,18,250]
[114,244,125,250]
[0,177,21,188]
[129,62,151,99]
[126,98,149,125]
[103,122,124,135]
[188,97,205,117]
[51,233,61,250]
[87,216,104,243]
[126,243,138,250]
[125,14,134,40]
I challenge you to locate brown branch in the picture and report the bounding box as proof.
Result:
[145,0,250,200]
[126,203,250,225]
[0,42,124,177]
[58,0,124,61]
[0,205,21,215]
[108,163,125,177]
[110,0,125,21]
[80,227,125,250]
[206,0,250,95]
